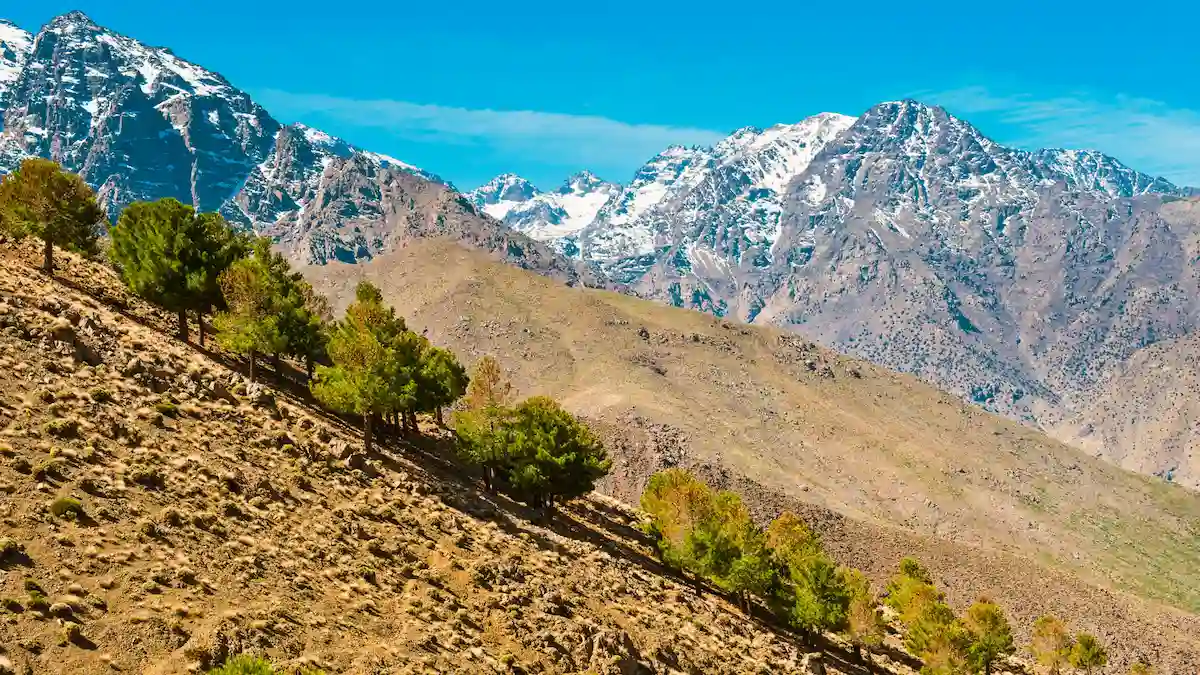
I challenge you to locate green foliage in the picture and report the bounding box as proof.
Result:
[886,557,945,625]
[50,497,83,520]
[843,568,886,652]
[963,599,1015,675]
[0,158,104,271]
[110,198,247,341]
[209,655,276,675]
[456,395,609,508]
[415,345,468,417]
[215,239,289,372]
[312,281,466,451]
[1068,633,1107,674]
[766,512,850,633]
[1030,615,1074,675]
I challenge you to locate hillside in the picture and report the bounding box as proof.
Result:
[472,102,1200,489]
[0,242,858,674]
[307,238,1200,671]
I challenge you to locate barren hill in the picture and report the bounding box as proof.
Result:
[307,238,1200,671]
[0,243,855,674]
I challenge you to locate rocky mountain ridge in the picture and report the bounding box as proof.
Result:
[0,11,596,287]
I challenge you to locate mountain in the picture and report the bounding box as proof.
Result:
[0,12,597,288]
[473,101,1198,487]
[466,170,621,256]
[4,11,1197,488]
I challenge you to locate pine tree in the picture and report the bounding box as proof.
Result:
[0,158,104,272]
[906,601,971,675]
[310,281,407,452]
[963,599,1015,675]
[464,355,514,410]
[766,512,850,636]
[500,396,610,511]
[886,557,944,626]
[843,568,885,662]
[415,345,468,426]
[1030,615,1074,675]
[214,241,287,381]
[110,198,247,342]
[1068,633,1107,675]
[640,469,717,576]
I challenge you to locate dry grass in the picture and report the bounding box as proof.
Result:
[308,238,1200,670]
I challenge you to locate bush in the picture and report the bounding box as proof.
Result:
[209,655,276,675]
[43,418,80,438]
[154,400,179,417]
[49,497,83,520]
[88,387,114,403]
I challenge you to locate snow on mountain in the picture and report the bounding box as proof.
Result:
[466,170,621,253]
[0,20,32,118]
[469,173,540,220]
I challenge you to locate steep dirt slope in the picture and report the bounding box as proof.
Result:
[307,238,1200,671]
[0,244,862,674]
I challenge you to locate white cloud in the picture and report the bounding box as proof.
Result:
[917,86,1200,187]
[255,89,725,173]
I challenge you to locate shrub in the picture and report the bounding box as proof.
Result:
[154,400,179,417]
[43,418,80,438]
[88,387,114,403]
[209,655,276,675]
[49,496,83,520]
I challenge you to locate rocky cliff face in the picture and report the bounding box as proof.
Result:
[0,11,594,286]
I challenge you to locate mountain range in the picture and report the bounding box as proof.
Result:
[1,11,1198,489]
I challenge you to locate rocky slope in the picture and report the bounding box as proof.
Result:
[0,12,595,288]
[0,240,851,675]
[307,238,1200,672]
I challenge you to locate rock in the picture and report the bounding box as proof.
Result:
[801,652,825,675]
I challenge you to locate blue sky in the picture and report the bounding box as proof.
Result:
[8,1,1200,190]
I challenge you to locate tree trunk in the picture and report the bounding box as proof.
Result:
[363,413,373,453]
[435,407,444,426]
[197,311,206,347]
[42,237,53,273]
[248,351,257,382]
[483,466,493,492]
[305,356,314,382]
[272,352,281,377]
[176,309,189,343]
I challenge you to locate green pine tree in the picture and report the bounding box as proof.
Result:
[1068,633,1107,675]
[963,599,1015,675]
[310,281,408,452]
[0,158,104,272]
[110,198,247,343]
